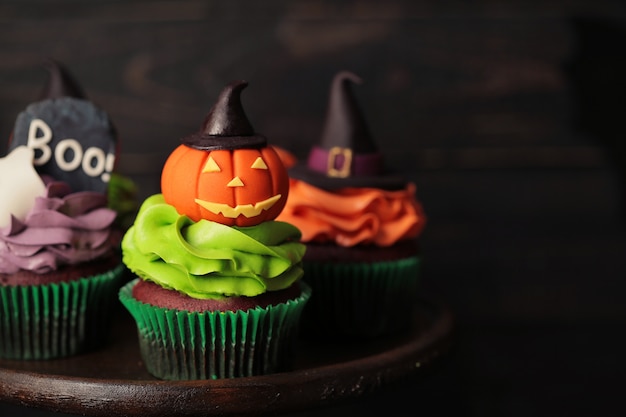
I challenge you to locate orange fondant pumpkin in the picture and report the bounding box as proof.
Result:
[161,144,289,227]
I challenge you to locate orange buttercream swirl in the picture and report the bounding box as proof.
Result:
[276,179,426,247]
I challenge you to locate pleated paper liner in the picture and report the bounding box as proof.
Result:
[119,279,312,380]
[0,264,125,360]
[299,256,420,340]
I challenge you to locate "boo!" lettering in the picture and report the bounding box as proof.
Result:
[27,118,115,183]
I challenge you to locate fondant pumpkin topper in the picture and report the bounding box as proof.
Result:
[8,59,118,194]
[161,80,289,227]
[289,71,407,191]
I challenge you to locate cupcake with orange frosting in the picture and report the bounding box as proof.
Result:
[277,71,426,340]
[119,80,310,380]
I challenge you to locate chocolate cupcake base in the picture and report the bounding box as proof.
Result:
[0,264,125,360]
[300,255,420,340]
[119,279,311,380]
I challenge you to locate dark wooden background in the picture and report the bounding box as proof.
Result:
[1,1,626,416]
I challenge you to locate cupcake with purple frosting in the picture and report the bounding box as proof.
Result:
[0,60,124,359]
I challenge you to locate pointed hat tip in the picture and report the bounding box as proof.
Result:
[39,58,86,100]
[217,79,249,100]
[228,79,249,90]
[333,70,362,86]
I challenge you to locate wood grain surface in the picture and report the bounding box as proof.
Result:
[1,1,625,416]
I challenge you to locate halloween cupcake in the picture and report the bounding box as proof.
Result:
[0,60,125,360]
[277,71,426,340]
[119,80,310,380]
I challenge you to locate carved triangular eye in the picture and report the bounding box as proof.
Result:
[251,157,268,170]
[202,156,221,173]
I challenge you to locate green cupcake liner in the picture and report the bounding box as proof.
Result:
[300,256,420,340]
[0,264,125,360]
[119,279,311,380]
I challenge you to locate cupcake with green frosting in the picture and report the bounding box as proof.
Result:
[119,80,310,380]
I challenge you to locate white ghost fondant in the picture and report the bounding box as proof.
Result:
[0,146,46,228]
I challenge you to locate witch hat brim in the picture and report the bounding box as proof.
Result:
[289,163,407,190]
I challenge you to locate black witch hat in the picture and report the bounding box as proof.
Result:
[39,58,87,100]
[289,71,406,191]
[35,58,119,139]
[181,80,267,150]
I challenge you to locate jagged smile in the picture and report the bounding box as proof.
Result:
[195,194,282,219]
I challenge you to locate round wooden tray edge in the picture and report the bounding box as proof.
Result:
[0,297,455,416]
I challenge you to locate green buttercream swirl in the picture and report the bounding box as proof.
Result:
[121,194,305,299]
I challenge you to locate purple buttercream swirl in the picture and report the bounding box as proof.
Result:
[0,180,116,274]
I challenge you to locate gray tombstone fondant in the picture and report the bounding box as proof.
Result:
[10,97,117,194]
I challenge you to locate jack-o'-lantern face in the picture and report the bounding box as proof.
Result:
[161,144,289,227]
